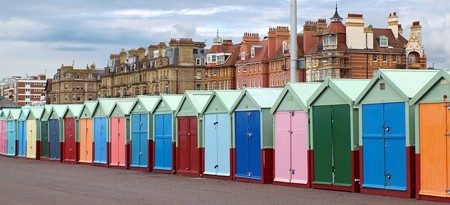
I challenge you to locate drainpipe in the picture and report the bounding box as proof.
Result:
[290,0,298,83]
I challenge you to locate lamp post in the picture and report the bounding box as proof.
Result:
[290,0,298,83]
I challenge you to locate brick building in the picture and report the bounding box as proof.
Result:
[235,27,306,89]
[1,74,47,106]
[206,32,240,90]
[304,7,426,82]
[50,64,102,104]
[99,38,207,97]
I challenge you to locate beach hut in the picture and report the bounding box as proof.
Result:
[410,70,450,201]
[79,101,97,164]
[40,105,52,158]
[308,78,369,192]
[26,106,45,159]
[200,90,242,180]
[175,91,213,177]
[153,95,183,173]
[6,109,21,157]
[92,99,117,165]
[0,110,8,155]
[109,98,137,168]
[355,69,438,198]
[63,104,84,163]
[271,82,321,187]
[17,107,30,158]
[230,88,283,183]
[129,96,160,171]
[48,105,68,161]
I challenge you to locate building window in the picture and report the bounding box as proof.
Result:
[372,54,378,62]
[242,79,247,87]
[243,66,247,73]
[251,47,256,58]
[211,55,217,62]
[392,54,397,62]
[282,41,289,52]
[380,36,388,48]
[383,54,387,62]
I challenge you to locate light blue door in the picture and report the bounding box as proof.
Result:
[204,114,218,175]
[18,121,26,157]
[94,117,107,164]
[217,113,231,176]
[140,114,148,167]
[7,121,16,156]
[383,102,406,191]
[154,114,172,170]
[131,114,141,167]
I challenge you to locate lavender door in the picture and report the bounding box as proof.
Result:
[274,111,308,184]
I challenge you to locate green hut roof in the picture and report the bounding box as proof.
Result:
[82,101,98,117]
[136,96,161,113]
[114,98,137,116]
[355,69,439,104]
[200,90,242,114]
[19,107,30,121]
[271,82,321,113]
[410,70,450,105]
[51,105,68,119]
[8,109,21,120]
[28,106,45,120]
[67,104,84,118]
[231,88,283,111]
[95,98,118,117]
[161,95,183,111]
[308,78,370,106]
[175,91,213,116]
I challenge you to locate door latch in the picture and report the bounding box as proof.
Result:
[247,133,252,138]
[289,169,295,175]
[385,173,391,179]
[247,172,252,177]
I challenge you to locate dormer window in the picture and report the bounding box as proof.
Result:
[240,52,246,61]
[251,47,256,58]
[380,36,388,48]
[282,41,289,53]
[323,35,337,46]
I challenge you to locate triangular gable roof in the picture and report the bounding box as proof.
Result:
[355,69,439,104]
[94,98,118,117]
[201,90,242,114]
[51,105,68,119]
[42,105,53,120]
[66,104,84,118]
[271,82,321,113]
[231,88,283,111]
[0,109,10,118]
[161,95,183,111]
[19,107,30,121]
[134,96,161,113]
[175,91,213,116]
[28,106,45,120]
[81,101,98,118]
[309,78,370,106]
[8,109,21,120]
[410,70,450,105]
[113,98,137,116]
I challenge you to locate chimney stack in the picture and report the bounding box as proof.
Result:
[388,12,399,38]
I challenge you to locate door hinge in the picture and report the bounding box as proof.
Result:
[289,169,295,175]
[446,189,450,194]
[446,133,450,136]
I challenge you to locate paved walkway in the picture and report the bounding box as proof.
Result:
[0,157,442,205]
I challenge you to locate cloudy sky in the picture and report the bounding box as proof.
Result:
[0,0,448,78]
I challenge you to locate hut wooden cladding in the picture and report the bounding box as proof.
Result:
[0,69,448,203]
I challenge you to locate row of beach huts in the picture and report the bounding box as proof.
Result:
[0,69,449,202]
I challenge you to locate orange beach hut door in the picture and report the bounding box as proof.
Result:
[419,103,450,197]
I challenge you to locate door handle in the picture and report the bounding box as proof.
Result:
[187,133,191,136]
[247,172,252,177]
[288,130,293,134]
[214,164,219,169]
[385,173,391,179]
[247,133,252,137]
[100,147,103,150]
[139,152,142,156]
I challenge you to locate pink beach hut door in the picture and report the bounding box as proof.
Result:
[274,111,308,184]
